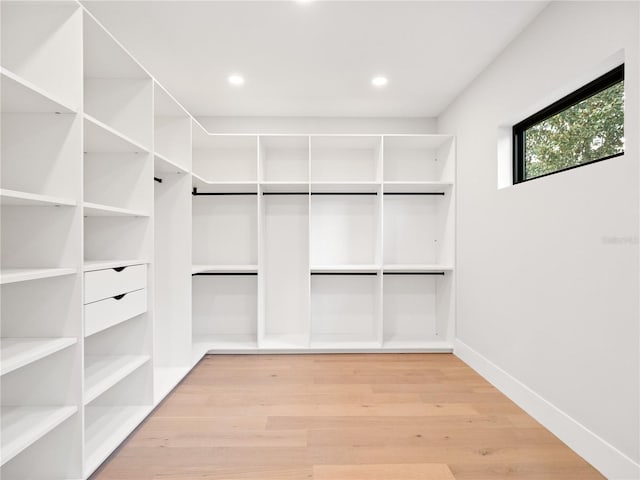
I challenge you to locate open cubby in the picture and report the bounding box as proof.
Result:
[84,217,152,264]
[383,193,454,267]
[83,14,153,151]
[259,136,309,182]
[260,194,310,349]
[383,135,455,183]
[192,195,257,266]
[192,275,258,349]
[310,193,380,267]
[192,133,257,182]
[311,136,381,183]
[1,2,82,111]
[311,274,381,347]
[1,110,80,201]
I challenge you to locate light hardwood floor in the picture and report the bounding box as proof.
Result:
[91,354,604,479]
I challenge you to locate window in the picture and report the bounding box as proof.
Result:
[513,65,624,184]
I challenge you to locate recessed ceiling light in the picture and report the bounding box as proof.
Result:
[228,74,245,86]
[371,76,388,87]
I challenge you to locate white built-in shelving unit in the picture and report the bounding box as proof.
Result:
[1,1,455,477]
[191,134,455,352]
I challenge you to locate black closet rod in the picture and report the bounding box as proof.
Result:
[154,177,163,183]
[192,188,256,196]
[311,192,377,196]
[262,192,309,195]
[384,271,445,276]
[192,272,258,276]
[311,272,378,276]
[384,192,444,196]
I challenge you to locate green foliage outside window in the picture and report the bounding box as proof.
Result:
[524,80,624,180]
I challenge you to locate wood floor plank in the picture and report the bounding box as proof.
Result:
[313,463,456,480]
[90,354,605,480]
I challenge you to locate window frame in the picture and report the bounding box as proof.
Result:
[513,64,625,185]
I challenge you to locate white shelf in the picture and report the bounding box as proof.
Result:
[0,189,77,207]
[83,259,149,272]
[261,181,310,193]
[311,181,379,193]
[84,355,151,405]
[260,334,309,350]
[153,367,190,405]
[192,175,258,193]
[0,405,78,466]
[84,114,150,154]
[154,152,189,175]
[309,340,382,350]
[1,67,76,114]
[193,334,258,351]
[383,181,453,193]
[84,405,152,477]
[383,264,454,273]
[0,268,77,285]
[311,265,380,274]
[191,264,258,275]
[0,338,77,376]
[83,202,149,218]
[382,339,454,351]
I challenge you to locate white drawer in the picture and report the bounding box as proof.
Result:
[84,264,146,304]
[84,288,147,337]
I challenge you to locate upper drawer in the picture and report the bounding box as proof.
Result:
[84,264,146,304]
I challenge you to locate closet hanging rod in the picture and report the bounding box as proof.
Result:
[311,192,377,196]
[154,177,163,183]
[311,272,378,276]
[192,188,257,196]
[383,192,444,196]
[384,271,445,275]
[262,192,309,195]
[192,272,258,276]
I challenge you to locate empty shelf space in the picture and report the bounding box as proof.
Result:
[83,259,149,272]
[0,268,77,285]
[1,67,76,114]
[309,339,382,350]
[191,264,258,275]
[154,152,189,175]
[260,334,309,350]
[0,338,77,376]
[382,339,454,351]
[383,181,453,194]
[84,405,152,477]
[311,265,380,274]
[0,189,77,207]
[83,202,149,217]
[311,181,379,193]
[84,114,150,154]
[383,264,454,273]
[193,335,258,351]
[0,405,78,466]
[84,355,151,405]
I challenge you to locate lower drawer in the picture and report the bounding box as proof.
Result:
[84,289,147,337]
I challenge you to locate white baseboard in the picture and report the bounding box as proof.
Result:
[454,339,640,480]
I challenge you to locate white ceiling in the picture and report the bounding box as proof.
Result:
[83,1,548,118]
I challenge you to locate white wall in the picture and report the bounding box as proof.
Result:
[438,2,640,479]
[197,116,436,134]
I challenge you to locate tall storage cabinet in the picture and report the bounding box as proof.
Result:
[192,134,455,353]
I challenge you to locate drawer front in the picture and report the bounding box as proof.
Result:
[84,289,147,337]
[84,264,146,304]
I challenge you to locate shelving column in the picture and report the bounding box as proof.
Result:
[1,2,84,478]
